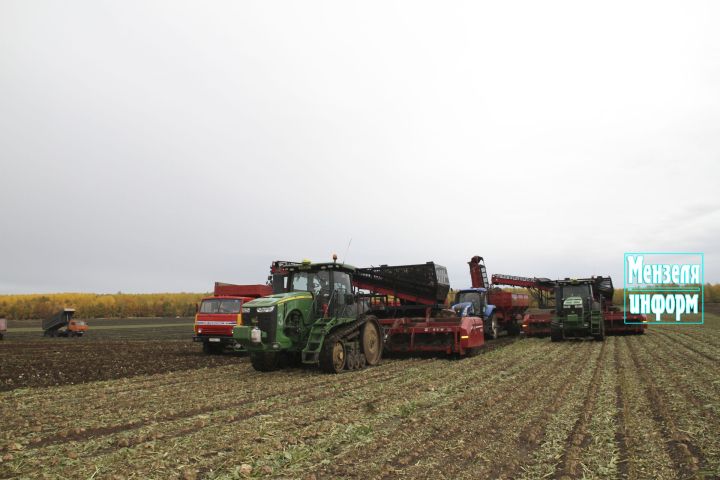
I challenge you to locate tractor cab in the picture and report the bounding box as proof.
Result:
[453,288,488,317]
[557,282,593,317]
[286,261,356,318]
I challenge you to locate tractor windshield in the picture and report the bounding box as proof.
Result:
[456,291,484,315]
[291,271,331,296]
[560,285,591,299]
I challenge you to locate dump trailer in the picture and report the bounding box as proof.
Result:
[43,309,87,337]
[193,282,272,354]
[452,256,531,339]
[356,261,485,356]
[233,257,384,373]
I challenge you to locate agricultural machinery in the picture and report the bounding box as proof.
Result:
[193,282,272,354]
[452,256,530,339]
[492,274,647,339]
[233,258,384,373]
[43,308,87,337]
[0,316,6,340]
[356,261,485,356]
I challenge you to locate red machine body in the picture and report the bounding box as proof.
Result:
[377,307,484,355]
[353,262,484,356]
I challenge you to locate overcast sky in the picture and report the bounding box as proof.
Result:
[1,1,718,294]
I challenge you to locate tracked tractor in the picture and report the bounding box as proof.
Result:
[233,258,383,373]
[550,278,608,341]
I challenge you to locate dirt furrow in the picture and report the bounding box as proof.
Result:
[626,336,705,478]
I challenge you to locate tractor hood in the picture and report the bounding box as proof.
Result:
[243,292,312,308]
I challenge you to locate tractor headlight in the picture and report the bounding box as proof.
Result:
[257,306,275,313]
[241,307,251,314]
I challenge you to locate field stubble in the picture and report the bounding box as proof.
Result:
[0,316,719,479]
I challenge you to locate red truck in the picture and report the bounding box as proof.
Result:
[194,282,272,354]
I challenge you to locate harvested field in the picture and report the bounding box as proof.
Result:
[0,315,719,479]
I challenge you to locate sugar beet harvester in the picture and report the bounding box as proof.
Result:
[491,274,646,339]
[355,261,486,356]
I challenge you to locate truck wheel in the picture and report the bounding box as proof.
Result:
[250,352,280,372]
[202,342,223,354]
[360,318,382,366]
[550,327,563,342]
[319,338,346,374]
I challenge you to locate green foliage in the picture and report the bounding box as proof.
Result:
[0,292,207,319]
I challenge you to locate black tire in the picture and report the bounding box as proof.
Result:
[319,337,346,374]
[250,351,280,372]
[202,341,223,355]
[360,317,383,366]
[550,327,563,342]
[506,321,521,337]
[484,314,499,340]
[465,347,481,357]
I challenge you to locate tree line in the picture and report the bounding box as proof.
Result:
[1,283,718,320]
[0,293,207,320]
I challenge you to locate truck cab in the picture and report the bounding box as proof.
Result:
[453,288,489,317]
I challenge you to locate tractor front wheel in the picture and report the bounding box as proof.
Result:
[485,314,500,340]
[250,352,280,372]
[319,338,346,374]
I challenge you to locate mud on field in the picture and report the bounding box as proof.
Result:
[0,318,242,391]
[0,316,719,479]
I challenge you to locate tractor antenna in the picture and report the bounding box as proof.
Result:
[342,237,352,264]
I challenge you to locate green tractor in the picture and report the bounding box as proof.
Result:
[233,259,383,373]
[550,277,608,342]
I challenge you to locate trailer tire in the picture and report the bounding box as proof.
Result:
[360,317,383,366]
[485,314,499,340]
[250,352,280,372]
[506,321,521,337]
